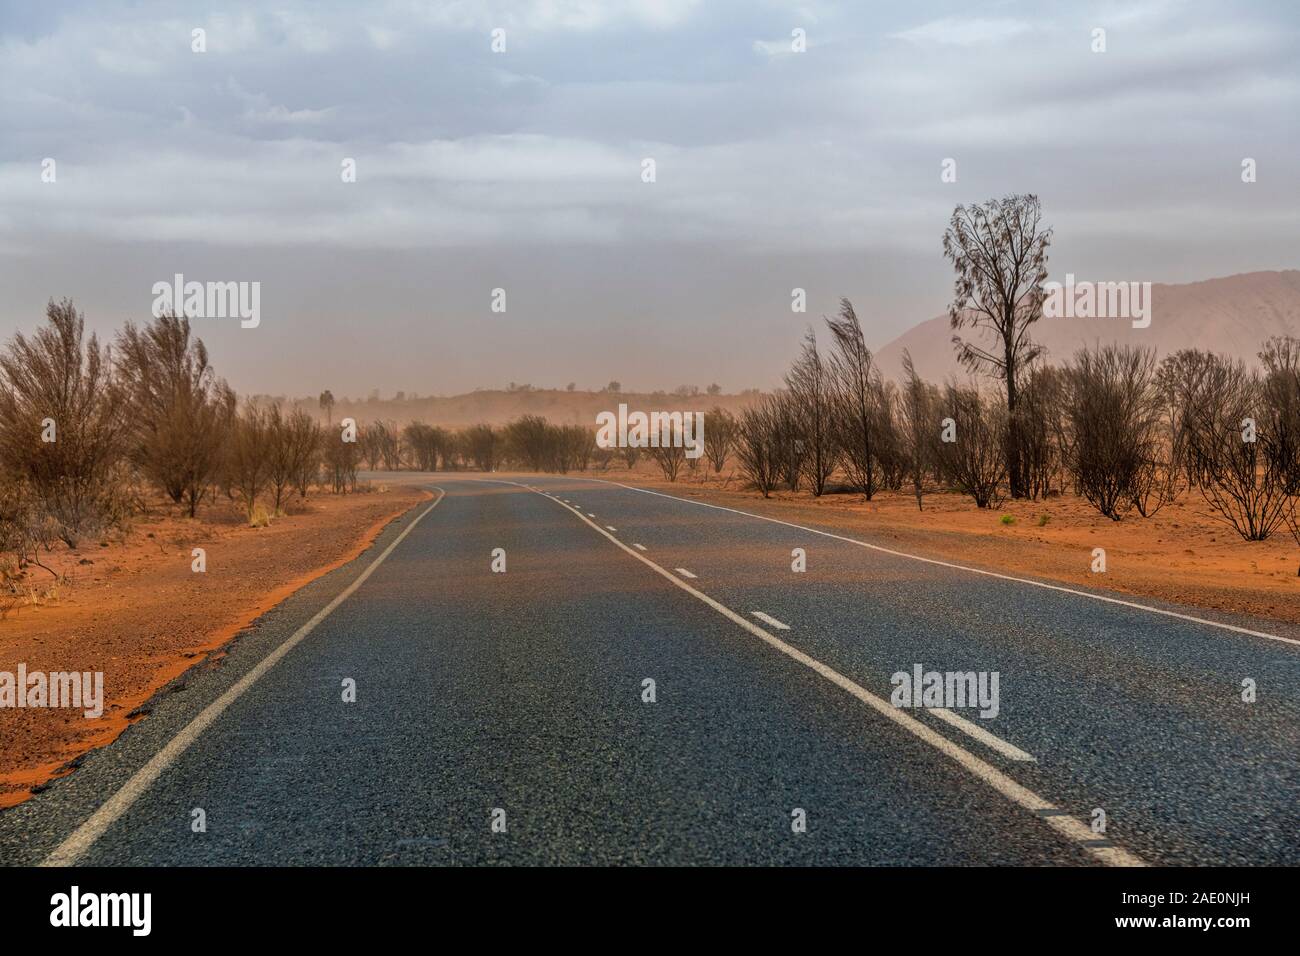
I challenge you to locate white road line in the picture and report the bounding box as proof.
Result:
[605,525,618,532]
[751,611,790,631]
[42,489,449,867]
[587,512,596,518]
[489,479,1144,867]
[633,543,647,551]
[578,479,1298,649]
[674,568,698,579]
[929,708,1036,762]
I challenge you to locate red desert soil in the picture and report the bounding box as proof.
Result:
[597,465,1300,637]
[0,486,428,808]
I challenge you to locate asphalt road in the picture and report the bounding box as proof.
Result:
[2,474,1296,866]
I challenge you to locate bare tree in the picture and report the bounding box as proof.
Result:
[943,194,1052,499]
[825,299,882,499]
[264,403,309,515]
[786,331,837,496]
[899,350,939,510]
[324,424,361,493]
[286,408,322,498]
[703,406,736,473]
[359,422,384,471]
[1259,338,1300,557]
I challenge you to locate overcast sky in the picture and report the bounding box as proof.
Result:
[1,0,1296,397]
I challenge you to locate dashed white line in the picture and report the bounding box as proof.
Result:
[929,708,1036,762]
[587,512,596,518]
[605,525,618,532]
[751,611,790,631]
[674,568,697,579]
[580,479,1298,649]
[486,478,1145,868]
[633,543,647,551]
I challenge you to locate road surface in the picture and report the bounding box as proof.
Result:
[2,475,1296,866]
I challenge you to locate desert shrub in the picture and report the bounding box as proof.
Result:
[1062,346,1173,520]
[769,391,804,492]
[556,424,594,473]
[228,405,272,519]
[648,443,686,481]
[0,481,60,578]
[323,423,361,493]
[503,415,552,471]
[1157,349,1221,490]
[1258,337,1300,544]
[463,424,500,472]
[734,398,783,497]
[1182,354,1290,540]
[116,313,229,518]
[0,299,128,546]
[703,407,736,473]
[402,422,441,471]
[936,385,1007,508]
[358,422,385,471]
[1015,363,1066,501]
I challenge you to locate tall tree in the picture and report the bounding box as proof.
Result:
[785,329,837,497]
[942,194,1052,498]
[318,389,335,425]
[825,298,883,500]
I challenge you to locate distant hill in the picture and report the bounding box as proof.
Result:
[874,270,1300,383]
[285,388,761,428]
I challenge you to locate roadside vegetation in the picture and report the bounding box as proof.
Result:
[4,195,1298,607]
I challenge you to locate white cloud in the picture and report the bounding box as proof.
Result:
[890,17,1033,46]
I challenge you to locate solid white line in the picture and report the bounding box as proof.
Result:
[751,611,790,631]
[675,568,697,579]
[42,489,448,867]
[577,479,1299,649]
[929,708,1036,762]
[487,479,1144,867]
